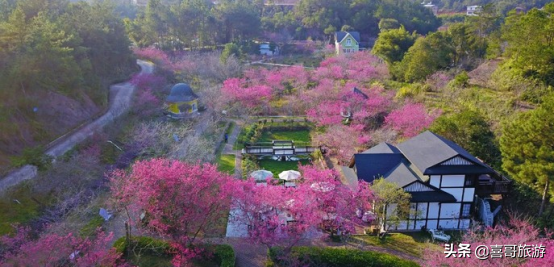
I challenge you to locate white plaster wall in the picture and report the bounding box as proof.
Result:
[439,219,459,229]
[441,175,465,187]
[427,219,438,229]
[459,219,471,229]
[440,203,461,218]
[442,188,464,202]
[430,175,441,187]
[428,202,440,218]
[463,188,475,202]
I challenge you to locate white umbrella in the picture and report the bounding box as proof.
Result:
[250,170,273,182]
[278,170,301,181]
[310,182,335,192]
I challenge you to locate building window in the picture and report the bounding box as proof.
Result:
[462,204,471,218]
[343,49,347,53]
[346,38,351,46]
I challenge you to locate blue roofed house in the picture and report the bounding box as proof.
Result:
[346,131,511,231]
[334,31,360,55]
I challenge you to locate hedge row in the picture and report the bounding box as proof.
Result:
[268,246,420,267]
[113,236,235,267]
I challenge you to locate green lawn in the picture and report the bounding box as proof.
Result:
[217,154,235,175]
[352,232,442,258]
[258,158,310,177]
[259,130,311,143]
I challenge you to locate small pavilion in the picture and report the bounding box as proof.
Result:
[166,83,199,116]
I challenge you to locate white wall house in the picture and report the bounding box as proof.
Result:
[334,31,360,55]
[423,3,438,16]
[260,43,279,56]
[467,5,482,16]
[348,131,511,231]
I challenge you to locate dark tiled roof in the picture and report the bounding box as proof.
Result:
[396,131,493,174]
[383,160,423,188]
[166,83,198,102]
[361,142,400,154]
[354,153,403,183]
[335,31,361,43]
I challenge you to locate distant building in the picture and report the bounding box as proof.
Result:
[132,0,148,7]
[467,5,482,16]
[264,0,299,6]
[166,83,199,117]
[334,31,360,55]
[515,6,525,14]
[260,43,279,56]
[422,2,438,16]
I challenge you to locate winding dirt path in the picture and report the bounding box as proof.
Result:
[0,60,153,191]
[46,60,153,158]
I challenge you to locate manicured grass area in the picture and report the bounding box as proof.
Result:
[259,130,311,143]
[352,232,441,258]
[269,246,420,267]
[217,154,235,175]
[258,158,310,177]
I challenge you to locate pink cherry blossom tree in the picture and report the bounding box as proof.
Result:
[423,214,554,267]
[220,77,273,113]
[0,227,121,266]
[384,103,441,138]
[130,73,165,114]
[313,124,370,164]
[231,165,373,251]
[109,159,236,263]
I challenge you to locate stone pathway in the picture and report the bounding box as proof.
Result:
[222,121,243,178]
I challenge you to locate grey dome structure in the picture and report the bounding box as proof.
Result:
[166,83,198,103]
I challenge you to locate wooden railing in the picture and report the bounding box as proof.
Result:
[244,140,319,156]
[476,175,512,195]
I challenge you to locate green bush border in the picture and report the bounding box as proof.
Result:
[267,246,420,267]
[113,236,235,267]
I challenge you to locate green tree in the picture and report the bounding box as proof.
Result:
[392,32,454,82]
[372,26,416,64]
[371,178,411,237]
[430,110,500,167]
[378,18,400,32]
[220,42,241,63]
[448,23,487,67]
[502,5,554,86]
[500,94,554,216]
[215,0,261,43]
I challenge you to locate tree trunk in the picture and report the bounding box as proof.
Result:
[539,179,550,216]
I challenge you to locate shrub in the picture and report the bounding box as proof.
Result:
[214,244,235,267]
[10,146,53,171]
[452,71,469,87]
[79,215,105,237]
[113,236,172,256]
[268,246,419,267]
[241,154,260,179]
[113,237,235,266]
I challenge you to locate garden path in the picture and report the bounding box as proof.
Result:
[222,121,242,178]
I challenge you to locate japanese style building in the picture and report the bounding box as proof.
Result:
[346,131,511,230]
